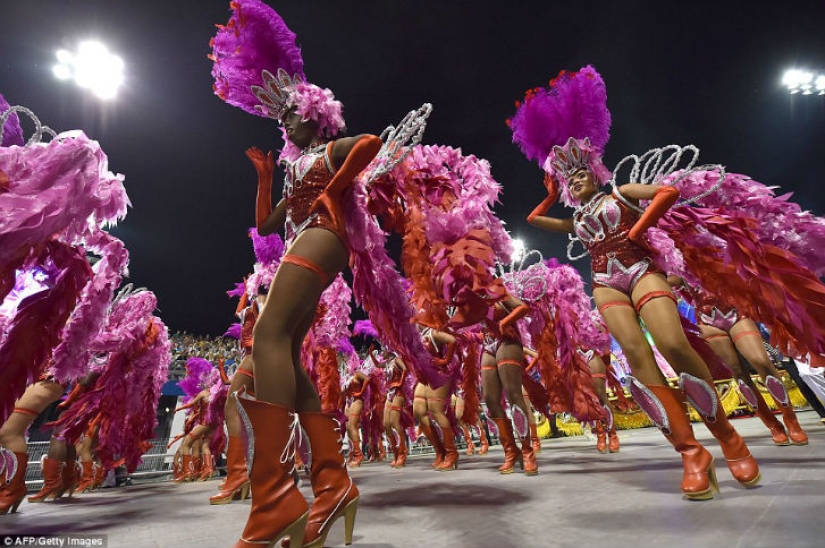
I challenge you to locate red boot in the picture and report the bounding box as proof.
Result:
[92,461,106,490]
[211,435,251,504]
[680,374,760,488]
[348,444,364,468]
[418,422,446,469]
[491,418,523,474]
[198,454,215,481]
[233,395,309,548]
[462,425,475,456]
[76,461,96,493]
[595,421,608,454]
[436,425,459,471]
[629,379,718,500]
[392,433,407,469]
[607,423,620,453]
[520,430,538,476]
[300,412,360,548]
[530,423,541,455]
[0,450,28,514]
[174,454,192,483]
[738,379,789,445]
[766,375,808,445]
[478,426,489,455]
[28,457,63,502]
[59,459,79,498]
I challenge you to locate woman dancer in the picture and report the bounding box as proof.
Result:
[211,2,386,545]
[479,294,537,475]
[669,275,808,445]
[513,65,760,499]
[343,366,370,468]
[383,350,409,469]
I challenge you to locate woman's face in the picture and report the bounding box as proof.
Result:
[280,107,320,148]
[568,169,598,202]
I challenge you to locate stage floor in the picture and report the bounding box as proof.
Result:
[3,411,824,548]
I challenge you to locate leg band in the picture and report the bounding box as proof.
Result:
[497,359,523,368]
[704,334,730,342]
[236,368,254,379]
[634,290,676,314]
[732,331,760,344]
[481,365,498,371]
[281,254,330,287]
[13,407,39,417]
[591,373,607,379]
[598,300,633,315]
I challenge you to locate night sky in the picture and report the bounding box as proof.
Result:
[3,1,824,336]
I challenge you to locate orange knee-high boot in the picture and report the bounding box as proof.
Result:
[174,454,192,483]
[491,417,523,474]
[393,432,407,469]
[199,454,215,481]
[91,461,106,489]
[594,421,608,454]
[607,422,620,453]
[211,435,251,504]
[461,425,475,456]
[418,421,446,469]
[28,457,64,502]
[299,412,360,548]
[59,458,79,498]
[680,373,761,488]
[190,454,203,482]
[628,378,718,500]
[765,375,808,445]
[76,461,96,493]
[436,425,459,471]
[478,425,489,454]
[0,450,29,514]
[529,423,541,454]
[233,395,309,548]
[737,379,789,445]
[347,435,364,468]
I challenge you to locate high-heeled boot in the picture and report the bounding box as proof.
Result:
[594,421,608,453]
[76,461,96,493]
[299,412,360,548]
[174,454,192,483]
[28,457,64,502]
[604,404,620,453]
[680,373,761,488]
[628,378,718,500]
[58,459,79,498]
[529,423,541,454]
[461,425,475,455]
[765,375,808,445]
[211,436,251,504]
[378,441,387,462]
[0,449,28,514]
[393,433,407,469]
[233,394,309,548]
[478,426,489,455]
[418,422,446,469]
[737,379,790,445]
[347,437,364,468]
[520,430,538,476]
[198,454,215,481]
[491,417,523,474]
[436,425,459,471]
[91,461,106,490]
[190,455,203,482]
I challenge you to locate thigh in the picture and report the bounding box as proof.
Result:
[700,325,743,373]
[594,287,660,381]
[427,384,450,415]
[730,319,775,374]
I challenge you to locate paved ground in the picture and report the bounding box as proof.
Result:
[3,411,824,548]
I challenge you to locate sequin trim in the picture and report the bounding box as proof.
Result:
[627,377,670,434]
[679,373,718,421]
[737,379,759,409]
[765,375,789,407]
[0,447,18,484]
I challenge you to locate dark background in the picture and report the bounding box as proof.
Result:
[3,1,824,336]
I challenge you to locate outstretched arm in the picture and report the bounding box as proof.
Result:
[499,295,530,332]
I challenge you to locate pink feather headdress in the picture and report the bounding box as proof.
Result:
[210,0,345,162]
[508,65,612,206]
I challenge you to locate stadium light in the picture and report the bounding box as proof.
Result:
[782,68,825,95]
[53,41,125,100]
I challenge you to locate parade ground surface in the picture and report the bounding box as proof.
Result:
[3,412,824,548]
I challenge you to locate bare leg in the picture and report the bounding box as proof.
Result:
[224,356,255,438]
[0,381,64,453]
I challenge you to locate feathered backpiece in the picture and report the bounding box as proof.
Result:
[353,319,379,339]
[1,92,24,147]
[508,65,612,206]
[210,0,345,143]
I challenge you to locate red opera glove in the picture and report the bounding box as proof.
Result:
[217,358,229,385]
[499,304,530,333]
[628,186,680,243]
[58,383,84,410]
[527,173,560,223]
[310,135,382,233]
[246,147,275,229]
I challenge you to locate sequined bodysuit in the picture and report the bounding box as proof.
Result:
[281,142,345,245]
[238,300,259,358]
[573,191,664,293]
[679,283,740,331]
[481,302,523,355]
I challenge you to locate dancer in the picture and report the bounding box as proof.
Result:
[479,294,537,476]
[382,350,409,469]
[210,2,393,545]
[669,275,808,445]
[513,65,760,499]
[582,350,620,453]
[412,326,459,471]
[343,367,369,468]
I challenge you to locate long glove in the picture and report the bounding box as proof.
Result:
[628,186,680,243]
[310,135,382,233]
[527,173,560,223]
[246,147,275,229]
[499,304,530,333]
